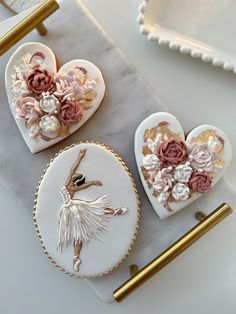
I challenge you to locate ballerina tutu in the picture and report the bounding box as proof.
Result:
[57,187,111,251]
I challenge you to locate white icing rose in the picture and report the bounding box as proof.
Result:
[40,92,59,113]
[29,123,40,138]
[39,115,60,134]
[157,190,170,203]
[172,183,190,201]
[143,154,160,170]
[174,162,193,183]
[83,80,97,93]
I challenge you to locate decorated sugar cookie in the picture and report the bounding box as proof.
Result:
[5,42,105,153]
[135,112,232,219]
[34,142,140,278]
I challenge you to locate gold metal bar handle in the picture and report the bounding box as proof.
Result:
[0,0,59,57]
[113,202,232,303]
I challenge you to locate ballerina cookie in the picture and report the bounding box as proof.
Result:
[5,42,105,153]
[135,112,232,219]
[34,142,140,278]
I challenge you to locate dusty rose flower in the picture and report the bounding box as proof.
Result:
[189,172,212,194]
[189,143,215,172]
[58,100,83,125]
[27,67,56,99]
[158,139,189,166]
[15,96,41,124]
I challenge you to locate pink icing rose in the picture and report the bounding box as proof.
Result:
[151,167,174,192]
[15,96,42,125]
[58,100,83,125]
[54,70,84,101]
[158,139,189,166]
[27,67,56,99]
[189,172,212,194]
[189,143,215,172]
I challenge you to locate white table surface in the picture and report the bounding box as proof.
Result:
[0,1,236,313]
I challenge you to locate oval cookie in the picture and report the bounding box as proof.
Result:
[34,142,140,278]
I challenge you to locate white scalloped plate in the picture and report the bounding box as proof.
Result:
[138,0,236,73]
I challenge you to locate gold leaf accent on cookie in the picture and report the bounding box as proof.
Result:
[214,158,225,168]
[152,190,160,198]
[189,130,217,145]
[83,90,97,101]
[141,166,152,188]
[159,124,182,141]
[142,145,152,156]
[143,126,158,142]
[80,100,93,111]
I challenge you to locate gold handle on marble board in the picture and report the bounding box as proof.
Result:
[0,0,59,57]
[113,202,232,303]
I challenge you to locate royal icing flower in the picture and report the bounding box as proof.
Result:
[15,96,41,124]
[146,134,162,154]
[27,67,56,99]
[40,92,59,114]
[174,162,193,183]
[143,154,160,170]
[189,172,212,194]
[58,100,83,125]
[83,80,97,93]
[158,139,189,166]
[39,115,60,134]
[189,143,215,172]
[55,70,83,101]
[157,190,170,203]
[171,183,190,201]
[12,79,30,98]
[29,123,40,138]
[151,167,174,192]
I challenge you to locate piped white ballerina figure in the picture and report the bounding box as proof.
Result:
[57,148,128,272]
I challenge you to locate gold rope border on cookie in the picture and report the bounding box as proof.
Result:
[33,141,141,279]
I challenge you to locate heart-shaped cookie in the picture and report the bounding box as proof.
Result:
[5,42,105,153]
[135,112,232,219]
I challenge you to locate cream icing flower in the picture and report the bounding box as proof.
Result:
[174,162,193,183]
[146,133,162,154]
[12,80,30,98]
[143,154,160,170]
[171,183,190,201]
[40,92,59,113]
[29,123,40,138]
[39,115,60,134]
[189,143,215,172]
[157,190,170,203]
[83,80,97,93]
[151,166,174,192]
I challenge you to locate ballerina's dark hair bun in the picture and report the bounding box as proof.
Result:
[73,174,85,186]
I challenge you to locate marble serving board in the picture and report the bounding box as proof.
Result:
[0,0,235,306]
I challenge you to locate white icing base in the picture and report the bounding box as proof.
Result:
[5,42,105,154]
[135,112,232,219]
[35,142,139,278]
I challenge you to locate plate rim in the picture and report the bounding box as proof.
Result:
[137,0,236,74]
